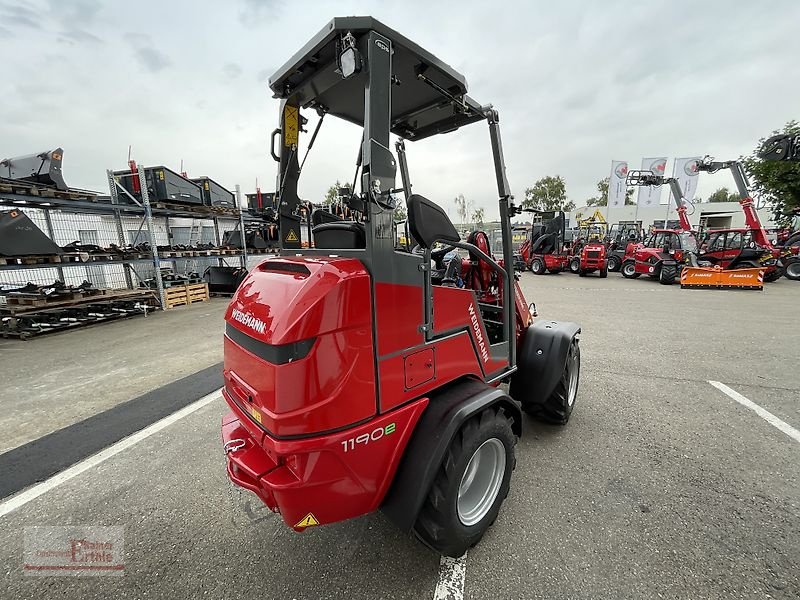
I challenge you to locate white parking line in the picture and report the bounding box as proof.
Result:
[433,553,467,600]
[709,381,800,444]
[0,389,222,519]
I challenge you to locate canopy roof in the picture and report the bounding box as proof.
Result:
[268,16,486,140]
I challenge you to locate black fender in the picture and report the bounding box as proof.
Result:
[510,320,581,407]
[381,379,521,533]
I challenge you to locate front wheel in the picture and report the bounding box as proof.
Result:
[413,408,516,557]
[569,257,580,274]
[785,258,800,281]
[763,267,784,283]
[524,338,581,424]
[599,260,608,278]
[659,264,677,285]
[621,260,640,279]
[607,255,621,272]
[531,258,545,275]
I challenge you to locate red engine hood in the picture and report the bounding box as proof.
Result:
[223,256,376,437]
[225,256,369,344]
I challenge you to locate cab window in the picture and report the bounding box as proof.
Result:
[725,232,742,249]
[709,233,726,251]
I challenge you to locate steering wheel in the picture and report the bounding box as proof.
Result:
[412,244,457,269]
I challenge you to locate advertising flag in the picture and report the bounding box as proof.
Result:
[607,160,628,207]
[671,157,701,204]
[636,157,667,207]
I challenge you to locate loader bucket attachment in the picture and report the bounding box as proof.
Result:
[680,266,764,290]
[0,148,68,191]
[0,210,63,256]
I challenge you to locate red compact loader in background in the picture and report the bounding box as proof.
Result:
[567,221,608,277]
[220,17,582,557]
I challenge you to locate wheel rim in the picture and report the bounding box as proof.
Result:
[566,347,579,407]
[787,262,800,278]
[457,438,506,527]
[623,263,634,276]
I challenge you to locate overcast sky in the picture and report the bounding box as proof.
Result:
[1,0,798,220]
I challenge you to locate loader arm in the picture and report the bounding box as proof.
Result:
[626,170,693,233]
[697,157,772,249]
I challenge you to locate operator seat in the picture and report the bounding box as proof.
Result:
[407,194,461,285]
[407,194,460,248]
[311,208,366,249]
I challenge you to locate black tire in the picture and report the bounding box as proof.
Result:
[599,260,608,278]
[763,267,784,283]
[621,261,640,279]
[659,264,676,285]
[523,338,581,425]
[607,255,621,272]
[785,259,800,281]
[413,408,516,557]
[548,267,562,274]
[569,257,580,274]
[578,269,587,277]
[531,258,545,275]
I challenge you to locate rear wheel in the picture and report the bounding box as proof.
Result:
[569,257,580,274]
[599,260,608,278]
[621,261,640,279]
[785,259,800,281]
[607,255,621,272]
[531,258,545,275]
[548,267,562,274]
[413,408,516,557]
[522,338,580,424]
[659,264,676,285]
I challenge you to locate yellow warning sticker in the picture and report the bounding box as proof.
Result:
[246,404,262,424]
[284,105,299,146]
[294,513,320,528]
[285,229,299,242]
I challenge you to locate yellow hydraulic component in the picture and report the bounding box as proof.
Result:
[680,266,764,290]
[578,209,606,227]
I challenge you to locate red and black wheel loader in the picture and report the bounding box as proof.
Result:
[220,17,582,557]
[515,210,569,275]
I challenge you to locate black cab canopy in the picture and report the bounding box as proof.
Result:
[268,16,485,140]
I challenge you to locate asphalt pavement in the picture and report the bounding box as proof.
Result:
[1,272,797,599]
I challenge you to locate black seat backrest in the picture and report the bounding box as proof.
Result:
[407,194,459,249]
[312,222,366,249]
[312,209,343,226]
[530,232,556,255]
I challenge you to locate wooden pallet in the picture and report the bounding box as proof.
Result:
[0,254,64,266]
[1,289,151,315]
[0,252,126,266]
[0,179,97,201]
[164,283,210,309]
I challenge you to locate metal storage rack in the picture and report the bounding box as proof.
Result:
[0,170,250,309]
